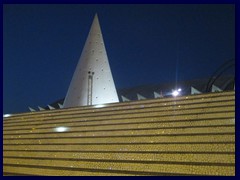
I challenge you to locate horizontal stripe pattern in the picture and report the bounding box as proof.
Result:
[3,91,235,176]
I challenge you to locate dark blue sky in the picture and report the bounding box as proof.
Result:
[3,4,235,114]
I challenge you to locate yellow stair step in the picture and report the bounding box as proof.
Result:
[3,134,235,145]
[3,143,235,153]
[4,151,235,164]
[3,157,235,176]
[3,126,235,139]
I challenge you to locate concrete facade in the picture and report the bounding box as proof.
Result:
[63,14,119,108]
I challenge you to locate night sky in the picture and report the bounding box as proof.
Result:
[3,4,235,114]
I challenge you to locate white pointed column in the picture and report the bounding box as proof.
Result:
[63,14,119,108]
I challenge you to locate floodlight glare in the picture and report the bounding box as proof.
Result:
[172,90,179,97]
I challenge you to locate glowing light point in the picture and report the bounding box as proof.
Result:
[54,126,69,132]
[172,90,179,97]
[94,104,106,108]
[3,114,11,118]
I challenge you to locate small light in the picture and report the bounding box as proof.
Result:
[178,88,182,92]
[94,104,106,108]
[172,90,179,97]
[3,114,11,118]
[54,126,69,132]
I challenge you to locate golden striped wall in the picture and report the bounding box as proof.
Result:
[3,91,235,176]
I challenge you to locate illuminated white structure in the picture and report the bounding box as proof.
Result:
[191,86,201,95]
[211,84,223,92]
[137,93,146,100]
[63,14,119,108]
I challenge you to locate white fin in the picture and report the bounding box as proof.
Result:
[211,84,222,92]
[154,91,163,98]
[121,95,130,102]
[191,86,202,94]
[47,105,55,110]
[38,106,45,111]
[58,103,63,109]
[137,93,146,100]
[28,107,36,112]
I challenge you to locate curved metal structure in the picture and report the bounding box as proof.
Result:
[205,58,235,92]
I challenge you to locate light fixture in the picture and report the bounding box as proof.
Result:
[172,90,179,97]
[172,88,182,97]
[94,104,106,108]
[54,126,69,132]
[3,114,11,118]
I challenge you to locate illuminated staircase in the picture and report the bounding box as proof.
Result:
[3,91,235,176]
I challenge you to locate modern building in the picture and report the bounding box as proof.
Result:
[3,14,235,176]
[63,14,119,108]
[26,14,234,112]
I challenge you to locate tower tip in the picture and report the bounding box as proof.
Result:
[92,13,99,24]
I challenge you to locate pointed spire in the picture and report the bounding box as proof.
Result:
[137,93,146,100]
[121,95,130,102]
[63,14,119,108]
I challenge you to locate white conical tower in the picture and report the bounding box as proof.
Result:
[63,14,119,108]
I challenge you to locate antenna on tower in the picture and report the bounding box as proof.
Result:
[87,71,94,105]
